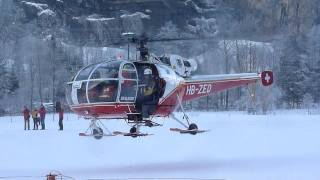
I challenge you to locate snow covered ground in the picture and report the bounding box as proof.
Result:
[0,110,320,180]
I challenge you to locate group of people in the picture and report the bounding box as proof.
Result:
[23,104,64,131]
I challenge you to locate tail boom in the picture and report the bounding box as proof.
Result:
[154,71,273,116]
[181,72,273,102]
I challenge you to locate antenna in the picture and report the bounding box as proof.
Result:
[121,32,135,61]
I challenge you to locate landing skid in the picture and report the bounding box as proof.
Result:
[79,132,116,137]
[113,131,153,137]
[80,117,156,139]
[114,126,152,138]
[170,128,209,135]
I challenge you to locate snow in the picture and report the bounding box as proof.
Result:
[21,1,48,11]
[37,9,55,17]
[184,0,217,14]
[120,12,150,19]
[185,0,204,13]
[187,17,218,36]
[3,59,14,69]
[145,9,152,13]
[1,110,320,179]
[21,1,54,17]
[86,15,115,22]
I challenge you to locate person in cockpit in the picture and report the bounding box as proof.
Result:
[101,83,116,100]
[142,68,156,98]
[141,68,159,118]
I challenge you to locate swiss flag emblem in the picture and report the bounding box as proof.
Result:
[261,71,273,86]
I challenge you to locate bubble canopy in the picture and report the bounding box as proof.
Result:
[66,60,138,105]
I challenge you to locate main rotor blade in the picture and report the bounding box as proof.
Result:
[147,36,216,43]
[71,34,216,47]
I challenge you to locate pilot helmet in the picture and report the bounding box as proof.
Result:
[144,68,152,75]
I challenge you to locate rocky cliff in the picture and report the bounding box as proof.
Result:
[16,0,219,46]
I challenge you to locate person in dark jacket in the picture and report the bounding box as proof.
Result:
[58,109,64,130]
[39,104,46,130]
[23,106,30,130]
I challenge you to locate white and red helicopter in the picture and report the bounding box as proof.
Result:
[66,35,273,139]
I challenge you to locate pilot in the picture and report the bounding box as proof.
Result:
[138,68,159,118]
[142,68,156,97]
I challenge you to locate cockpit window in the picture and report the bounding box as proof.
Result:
[122,63,137,79]
[123,63,135,70]
[159,56,170,65]
[77,82,87,104]
[69,60,139,104]
[90,61,121,79]
[88,80,119,103]
[75,64,97,81]
[120,80,137,102]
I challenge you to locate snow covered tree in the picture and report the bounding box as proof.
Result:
[0,63,19,99]
[306,25,320,103]
[308,59,320,103]
[278,36,306,108]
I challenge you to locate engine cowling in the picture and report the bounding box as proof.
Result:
[159,54,197,77]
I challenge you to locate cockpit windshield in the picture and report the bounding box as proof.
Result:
[75,64,97,81]
[67,60,138,105]
[90,61,121,79]
[88,80,119,103]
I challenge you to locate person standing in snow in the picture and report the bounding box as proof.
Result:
[39,104,46,130]
[23,106,30,130]
[58,108,64,131]
[31,109,39,130]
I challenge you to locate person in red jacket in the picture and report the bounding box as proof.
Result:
[38,104,46,130]
[58,108,64,131]
[23,106,30,130]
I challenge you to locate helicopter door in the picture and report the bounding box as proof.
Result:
[119,63,138,102]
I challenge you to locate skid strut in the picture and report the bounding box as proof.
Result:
[126,112,162,127]
[79,119,114,139]
[170,94,208,135]
[114,124,153,138]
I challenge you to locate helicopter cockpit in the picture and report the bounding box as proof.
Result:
[66,60,138,106]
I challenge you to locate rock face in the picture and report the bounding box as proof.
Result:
[15,0,219,46]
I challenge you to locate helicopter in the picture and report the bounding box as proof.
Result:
[65,33,273,139]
